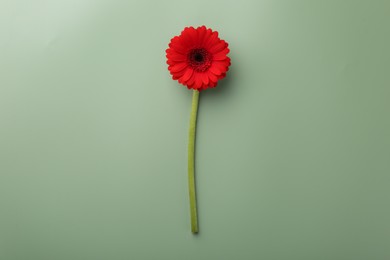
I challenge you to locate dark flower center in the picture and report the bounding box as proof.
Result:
[194,53,204,62]
[187,48,212,72]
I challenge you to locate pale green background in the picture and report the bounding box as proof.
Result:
[1,0,389,259]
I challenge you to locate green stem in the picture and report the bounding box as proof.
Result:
[188,90,200,234]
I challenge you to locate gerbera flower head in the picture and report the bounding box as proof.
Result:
[166,26,231,91]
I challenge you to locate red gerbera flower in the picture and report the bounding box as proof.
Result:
[166,26,232,234]
[166,26,231,91]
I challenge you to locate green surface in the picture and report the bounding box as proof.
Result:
[1,0,390,259]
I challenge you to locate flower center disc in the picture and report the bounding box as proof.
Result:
[194,53,203,62]
[188,48,212,72]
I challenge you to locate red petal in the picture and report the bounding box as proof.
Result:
[209,40,227,53]
[213,60,230,71]
[218,72,227,80]
[202,28,213,46]
[201,72,209,85]
[194,74,203,89]
[180,27,198,48]
[179,27,193,47]
[209,65,223,75]
[188,27,198,47]
[166,59,175,66]
[209,81,218,88]
[197,26,207,46]
[213,48,229,60]
[166,52,186,62]
[187,71,197,86]
[169,62,188,73]
[166,48,185,58]
[186,80,195,89]
[180,68,193,83]
[208,72,218,83]
[169,37,187,54]
[204,31,219,49]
